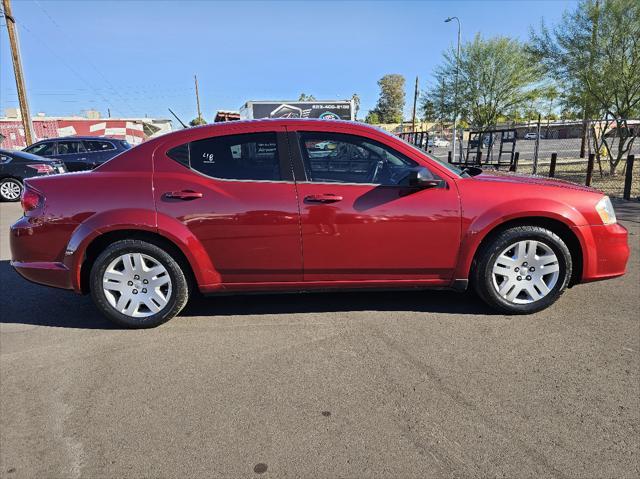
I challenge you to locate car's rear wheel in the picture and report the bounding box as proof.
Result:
[0,178,23,202]
[90,240,189,328]
[473,226,572,314]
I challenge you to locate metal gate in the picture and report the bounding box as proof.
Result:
[460,129,517,169]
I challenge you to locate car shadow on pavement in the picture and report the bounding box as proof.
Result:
[183,288,494,317]
[0,260,494,329]
[0,260,116,329]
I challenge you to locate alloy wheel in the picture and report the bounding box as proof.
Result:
[102,253,172,317]
[0,180,22,200]
[491,240,560,304]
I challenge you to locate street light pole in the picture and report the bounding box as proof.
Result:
[445,16,461,163]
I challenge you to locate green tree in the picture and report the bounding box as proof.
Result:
[427,34,540,129]
[421,77,450,126]
[370,74,406,123]
[421,99,437,122]
[529,0,640,174]
[189,116,207,127]
[364,111,380,124]
[298,93,316,101]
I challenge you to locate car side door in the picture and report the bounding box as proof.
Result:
[289,127,461,283]
[24,141,56,158]
[153,127,303,285]
[57,140,92,171]
[84,140,114,165]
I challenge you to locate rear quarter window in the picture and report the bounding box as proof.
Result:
[84,140,116,152]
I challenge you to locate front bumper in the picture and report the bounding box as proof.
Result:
[574,222,630,282]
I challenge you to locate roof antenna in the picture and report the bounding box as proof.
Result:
[168,108,188,129]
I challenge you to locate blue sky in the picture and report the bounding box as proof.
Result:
[1,0,578,122]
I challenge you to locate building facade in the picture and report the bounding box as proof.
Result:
[0,116,172,150]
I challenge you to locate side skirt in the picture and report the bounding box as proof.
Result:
[200,278,469,296]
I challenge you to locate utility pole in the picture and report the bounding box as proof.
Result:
[194,74,202,123]
[3,0,34,146]
[411,76,419,131]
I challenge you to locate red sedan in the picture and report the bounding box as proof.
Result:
[10,120,629,328]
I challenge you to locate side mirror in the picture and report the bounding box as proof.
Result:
[408,167,446,189]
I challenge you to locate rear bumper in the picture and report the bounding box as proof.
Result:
[11,261,73,290]
[575,222,630,282]
[10,216,75,290]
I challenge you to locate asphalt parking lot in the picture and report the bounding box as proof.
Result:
[1,200,638,478]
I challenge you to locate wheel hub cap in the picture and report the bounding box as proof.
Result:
[1,182,21,200]
[492,240,560,304]
[102,253,172,317]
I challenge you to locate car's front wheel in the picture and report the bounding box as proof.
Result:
[473,226,572,314]
[90,240,189,328]
[0,178,23,202]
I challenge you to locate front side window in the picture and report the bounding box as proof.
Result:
[298,132,419,185]
[25,142,55,156]
[57,141,86,155]
[167,132,281,181]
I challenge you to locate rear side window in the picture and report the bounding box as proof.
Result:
[84,140,115,152]
[166,132,280,181]
[25,142,55,156]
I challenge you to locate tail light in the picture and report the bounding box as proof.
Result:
[27,163,54,174]
[21,185,44,213]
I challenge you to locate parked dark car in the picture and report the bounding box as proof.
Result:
[23,136,131,171]
[0,149,66,201]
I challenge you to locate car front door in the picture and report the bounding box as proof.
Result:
[24,141,56,158]
[153,127,302,285]
[289,128,461,283]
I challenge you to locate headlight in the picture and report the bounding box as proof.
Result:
[595,196,617,225]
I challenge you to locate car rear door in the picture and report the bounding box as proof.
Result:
[153,125,303,285]
[288,126,461,283]
[57,140,92,171]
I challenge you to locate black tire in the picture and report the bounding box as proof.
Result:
[0,178,23,202]
[90,240,189,328]
[472,226,572,314]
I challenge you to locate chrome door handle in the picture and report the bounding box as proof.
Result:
[304,194,343,204]
[164,190,204,200]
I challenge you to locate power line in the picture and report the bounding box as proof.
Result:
[15,21,130,117]
[31,0,139,117]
